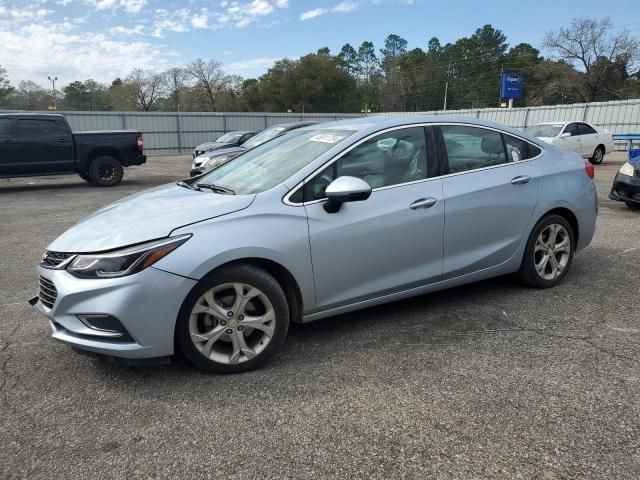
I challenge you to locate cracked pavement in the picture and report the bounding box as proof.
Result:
[1,153,639,479]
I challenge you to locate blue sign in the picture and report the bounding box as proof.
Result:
[500,72,523,100]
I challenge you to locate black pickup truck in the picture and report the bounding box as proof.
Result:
[0,113,146,186]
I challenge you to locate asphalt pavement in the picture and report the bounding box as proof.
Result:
[1,152,638,479]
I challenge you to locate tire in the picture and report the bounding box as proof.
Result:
[518,214,575,289]
[176,264,290,374]
[589,146,605,165]
[88,155,123,186]
[78,172,91,182]
[626,201,639,210]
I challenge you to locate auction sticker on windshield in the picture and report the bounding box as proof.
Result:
[310,134,346,144]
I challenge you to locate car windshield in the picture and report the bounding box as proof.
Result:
[216,132,244,143]
[524,124,563,138]
[198,129,354,195]
[242,126,287,149]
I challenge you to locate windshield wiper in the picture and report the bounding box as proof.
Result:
[196,183,236,195]
[176,180,201,191]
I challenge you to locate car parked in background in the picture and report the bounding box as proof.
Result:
[524,121,614,165]
[192,131,257,159]
[0,113,146,186]
[190,121,318,176]
[609,154,640,208]
[33,116,597,373]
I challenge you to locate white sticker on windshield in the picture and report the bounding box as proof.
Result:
[310,134,345,144]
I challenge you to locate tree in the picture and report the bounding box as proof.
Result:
[0,65,14,106]
[380,34,408,73]
[427,37,442,56]
[12,81,49,110]
[338,43,360,76]
[358,41,379,82]
[316,47,331,56]
[62,80,110,110]
[162,67,188,111]
[125,69,164,111]
[544,17,640,101]
[187,59,230,110]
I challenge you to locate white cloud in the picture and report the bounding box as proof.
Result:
[191,11,209,29]
[85,0,147,13]
[300,1,359,20]
[274,0,288,7]
[225,57,279,72]
[300,7,326,20]
[152,8,191,37]
[0,22,172,85]
[109,25,145,36]
[247,0,273,16]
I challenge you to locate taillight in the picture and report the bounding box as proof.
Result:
[136,135,144,152]
[584,161,594,179]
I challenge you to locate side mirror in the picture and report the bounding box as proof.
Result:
[324,176,372,213]
[559,132,571,138]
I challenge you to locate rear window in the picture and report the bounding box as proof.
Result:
[16,119,68,138]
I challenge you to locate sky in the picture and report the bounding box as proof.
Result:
[1,0,639,87]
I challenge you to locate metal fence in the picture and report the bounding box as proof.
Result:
[5,99,639,154]
[52,111,359,154]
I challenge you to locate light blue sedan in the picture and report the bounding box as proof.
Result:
[33,116,598,373]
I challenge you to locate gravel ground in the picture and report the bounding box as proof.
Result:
[0,151,639,479]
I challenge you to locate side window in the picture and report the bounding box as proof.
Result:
[441,125,506,173]
[502,134,541,161]
[579,123,597,135]
[51,119,69,136]
[564,123,579,136]
[0,118,12,137]
[303,127,428,201]
[16,119,56,138]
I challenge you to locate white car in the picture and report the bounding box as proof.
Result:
[524,121,615,165]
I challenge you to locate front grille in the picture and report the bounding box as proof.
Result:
[41,251,73,268]
[39,277,58,309]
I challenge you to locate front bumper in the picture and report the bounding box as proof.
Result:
[32,265,197,359]
[609,172,640,206]
[190,167,206,177]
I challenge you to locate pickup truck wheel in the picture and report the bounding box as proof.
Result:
[89,156,123,186]
[78,172,91,182]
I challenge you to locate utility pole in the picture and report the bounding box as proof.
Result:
[47,76,58,110]
[443,62,451,111]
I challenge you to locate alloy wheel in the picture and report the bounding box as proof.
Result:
[533,223,571,281]
[188,282,276,365]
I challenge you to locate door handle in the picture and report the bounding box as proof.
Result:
[511,175,531,185]
[410,197,437,210]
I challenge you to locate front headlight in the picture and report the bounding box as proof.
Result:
[195,156,211,167]
[67,234,191,279]
[619,162,635,177]
[209,155,232,167]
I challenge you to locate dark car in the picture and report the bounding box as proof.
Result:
[0,113,146,186]
[190,121,318,176]
[192,131,257,159]
[609,154,640,208]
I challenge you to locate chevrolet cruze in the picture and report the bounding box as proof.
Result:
[32,116,598,373]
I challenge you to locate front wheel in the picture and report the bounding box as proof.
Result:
[176,265,290,374]
[88,156,123,186]
[589,146,605,165]
[519,215,575,288]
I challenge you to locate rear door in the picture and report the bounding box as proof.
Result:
[577,123,599,157]
[14,117,74,175]
[559,123,582,155]
[438,125,541,280]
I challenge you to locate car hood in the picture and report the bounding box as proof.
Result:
[196,142,234,152]
[48,183,255,253]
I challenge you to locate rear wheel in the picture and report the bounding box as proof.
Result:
[519,214,575,288]
[176,264,289,374]
[589,146,605,165]
[88,155,123,186]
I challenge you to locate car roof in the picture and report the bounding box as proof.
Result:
[221,130,258,135]
[0,113,66,119]
[530,121,587,126]
[297,115,537,139]
[273,121,319,131]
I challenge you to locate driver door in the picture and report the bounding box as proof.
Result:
[301,126,444,310]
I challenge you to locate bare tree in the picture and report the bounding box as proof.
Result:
[187,59,230,110]
[126,69,164,111]
[162,67,188,111]
[544,17,639,101]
